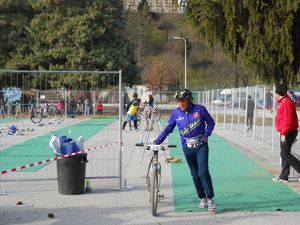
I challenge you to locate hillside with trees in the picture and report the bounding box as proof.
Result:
[125,0,254,91]
[187,0,300,87]
[3,1,298,91]
[0,0,139,88]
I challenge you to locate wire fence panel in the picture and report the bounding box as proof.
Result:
[0,70,123,194]
[197,85,281,151]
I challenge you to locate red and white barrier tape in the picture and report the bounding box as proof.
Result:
[0,141,121,175]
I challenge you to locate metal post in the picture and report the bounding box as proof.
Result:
[119,70,123,189]
[211,90,214,118]
[224,91,227,128]
[184,39,187,89]
[65,88,67,117]
[253,85,257,140]
[173,37,187,89]
[238,87,241,133]
[244,86,249,136]
[262,86,266,144]
[231,88,234,131]
[272,85,276,150]
[216,89,219,126]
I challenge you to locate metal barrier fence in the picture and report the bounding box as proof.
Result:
[196,85,281,150]
[0,70,124,195]
[0,70,121,119]
[143,87,281,151]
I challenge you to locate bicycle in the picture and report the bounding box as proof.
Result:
[48,104,64,118]
[136,143,176,216]
[29,104,43,123]
[29,102,63,124]
[128,104,162,130]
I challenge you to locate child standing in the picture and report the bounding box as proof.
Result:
[97,101,103,115]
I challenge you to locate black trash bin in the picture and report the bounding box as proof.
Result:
[56,154,87,195]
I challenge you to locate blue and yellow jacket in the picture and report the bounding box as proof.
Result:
[154,103,215,147]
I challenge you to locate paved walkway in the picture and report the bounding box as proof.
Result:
[1,118,300,225]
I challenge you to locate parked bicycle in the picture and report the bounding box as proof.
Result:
[48,104,65,118]
[29,104,44,123]
[130,105,161,130]
[136,143,176,216]
[29,101,64,124]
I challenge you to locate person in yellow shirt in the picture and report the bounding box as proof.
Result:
[122,93,140,131]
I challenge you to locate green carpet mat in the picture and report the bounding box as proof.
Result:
[0,117,117,172]
[169,132,300,211]
[0,117,24,124]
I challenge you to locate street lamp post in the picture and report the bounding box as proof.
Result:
[173,36,187,89]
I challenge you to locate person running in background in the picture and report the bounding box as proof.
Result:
[144,91,155,131]
[153,89,217,212]
[245,95,255,131]
[265,90,273,110]
[145,91,155,109]
[122,93,140,131]
[272,84,300,183]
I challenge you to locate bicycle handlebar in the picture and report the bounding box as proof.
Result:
[167,145,177,148]
[135,143,177,150]
[135,143,144,147]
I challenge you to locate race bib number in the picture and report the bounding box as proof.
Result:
[186,137,201,149]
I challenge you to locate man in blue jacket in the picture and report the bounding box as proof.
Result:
[154,89,217,212]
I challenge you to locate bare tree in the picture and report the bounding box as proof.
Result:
[143,59,179,91]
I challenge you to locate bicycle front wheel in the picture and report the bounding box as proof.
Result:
[150,165,159,216]
[30,110,42,123]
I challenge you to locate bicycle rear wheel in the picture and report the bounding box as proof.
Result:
[150,165,158,216]
[30,110,42,123]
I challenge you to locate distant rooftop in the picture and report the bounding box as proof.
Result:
[123,0,187,14]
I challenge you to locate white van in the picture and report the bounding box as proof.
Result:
[213,88,247,107]
[213,89,234,105]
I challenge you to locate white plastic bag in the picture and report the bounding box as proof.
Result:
[75,136,84,151]
[49,135,61,155]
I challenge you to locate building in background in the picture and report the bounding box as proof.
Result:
[124,0,180,13]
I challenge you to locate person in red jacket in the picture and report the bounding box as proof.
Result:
[97,101,103,115]
[273,83,300,182]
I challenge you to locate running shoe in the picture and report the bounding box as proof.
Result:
[207,199,217,212]
[199,198,207,208]
[272,177,288,183]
